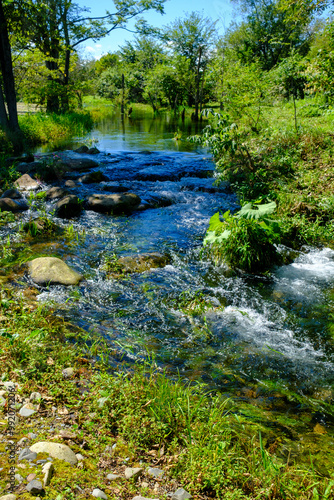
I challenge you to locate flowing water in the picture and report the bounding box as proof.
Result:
[7,110,334,445]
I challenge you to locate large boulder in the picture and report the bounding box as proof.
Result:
[27,257,83,286]
[14,174,39,191]
[86,193,141,214]
[0,198,28,212]
[55,195,82,218]
[29,442,78,465]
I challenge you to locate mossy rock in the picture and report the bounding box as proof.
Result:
[22,217,63,238]
[106,252,170,276]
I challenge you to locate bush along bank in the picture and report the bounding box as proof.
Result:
[192,111,334,273]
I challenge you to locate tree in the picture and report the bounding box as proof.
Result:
[0,0,20,135]
[4,0,166,113]
[227,0,314,70]
[163,12,217,120]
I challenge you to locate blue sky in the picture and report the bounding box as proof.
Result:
[76,0,235,59]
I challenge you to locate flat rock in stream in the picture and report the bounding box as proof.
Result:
[0,198,28,212]
[45,186,69,200]
[27,257,83,286]
[61,156,99,172]
[86,193,141,214]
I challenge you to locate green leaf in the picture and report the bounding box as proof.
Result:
[207,212,224,233]
[236,201,277,220]
[203,229,231,246]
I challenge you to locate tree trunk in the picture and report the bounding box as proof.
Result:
[0,0,20,133]
[0,83,9,129]
[121,73,125,114]
[194,46,203,122]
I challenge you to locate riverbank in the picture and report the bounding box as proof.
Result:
[0,289,333,499]
[0,110,94,155]
[206,99,334,250]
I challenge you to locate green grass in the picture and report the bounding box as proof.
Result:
[0,285,333,499]
[19,111,94,146]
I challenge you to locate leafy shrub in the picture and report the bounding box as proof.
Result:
[203,203,281,272]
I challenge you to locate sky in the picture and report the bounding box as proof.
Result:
[76,0,236,59]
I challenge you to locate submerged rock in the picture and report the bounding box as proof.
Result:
[30,442,78,465]
[55,195,83,218]
[114,253,170,275]
[86,193,141,214]
[78,171,108,184]
[27,257,83,286]
[0,198,28,212]
[101,183,129,193]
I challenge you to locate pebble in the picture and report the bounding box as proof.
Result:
[141,481,149,488]
[92,488,108,499]
[29,392,42,402]
[0,495,17,500]
[147,467,164,478]
[14,473,24,483]
[171,488,192,500]
[106,473,120,480]
[75,453,85,461]
[62,367,74,378]
[125,467,143,480]
[3,381,16,391]
[18,447,37,461]
[28,433,37,440]
[42,462,54,486]
[19,403,36,417]
[0,390,6,397]
[132,497,160,500]
[17,437,29,446]
[26,473,36,481]
[26,479,44,495]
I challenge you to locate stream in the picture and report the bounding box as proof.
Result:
[4,110,334,458]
